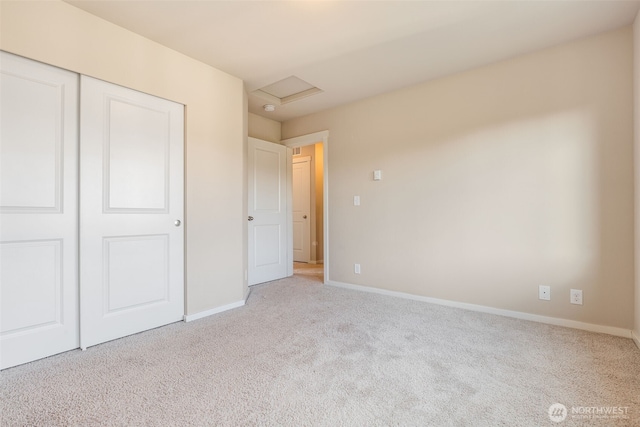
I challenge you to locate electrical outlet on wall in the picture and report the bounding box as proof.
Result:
[570,289,583,305]
[354,263,361,274]
[539,285,550,301]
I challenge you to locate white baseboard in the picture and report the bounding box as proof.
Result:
[183,299,245,322]
[632,330,640,349]
[326,280,633,339]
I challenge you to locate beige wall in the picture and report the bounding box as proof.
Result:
[634,11,640,340]
[248,112,281,143]
[0,0,246,315]
[283,27,635,329]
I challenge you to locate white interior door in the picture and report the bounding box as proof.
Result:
[292,157,311,263]
[0,52,79,369]
[80,76,184,349]
[248,137,291,285]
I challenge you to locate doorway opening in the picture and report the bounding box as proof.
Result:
[282,131,329,284]
[293,262,324,283]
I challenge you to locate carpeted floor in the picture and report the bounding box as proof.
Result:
[1,274,638,426]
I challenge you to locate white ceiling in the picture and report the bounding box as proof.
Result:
[66,0,640,122]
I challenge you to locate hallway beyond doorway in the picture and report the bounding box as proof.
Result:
[293,262,324,283]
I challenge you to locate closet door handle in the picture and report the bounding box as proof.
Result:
[174,220,181,227]
[248,216,254,221]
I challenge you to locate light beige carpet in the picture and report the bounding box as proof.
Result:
[1,275,638,426]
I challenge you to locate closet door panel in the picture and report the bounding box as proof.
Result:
[0,51,79,369]
[80,76,184,349]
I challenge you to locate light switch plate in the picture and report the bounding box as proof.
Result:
[539,285,550,301]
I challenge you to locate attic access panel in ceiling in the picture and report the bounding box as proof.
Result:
[253,76,322,105]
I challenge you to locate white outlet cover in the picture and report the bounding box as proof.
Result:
[570,289,583,305]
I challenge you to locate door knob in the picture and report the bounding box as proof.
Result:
[303,215,307,219]
[174,220,181,227]
[248,216,254,221]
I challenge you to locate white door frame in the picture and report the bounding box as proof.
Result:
[281,131,329,283]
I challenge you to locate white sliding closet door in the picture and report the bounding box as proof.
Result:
[0,52,79,369]
[80,76,184,349]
